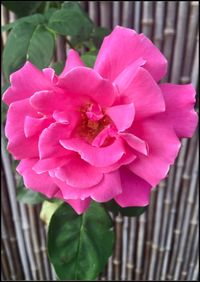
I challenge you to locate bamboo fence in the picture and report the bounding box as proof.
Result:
[1,1,199,281]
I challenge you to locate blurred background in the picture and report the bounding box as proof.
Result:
[1,1,199,281]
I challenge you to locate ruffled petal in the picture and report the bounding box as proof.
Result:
[115,66,165,119]
[54,155,103,188]
[94,26,167,82]
[33,158,68,173]
[160,83,198,138]
[115,167,151,207]
[16,159,59,197]
[5,99,39,159]
[106,103,135,131]
[120,133,148,156]
[24,116,53,138]
[60,49,85,77]
[2,61,51,105]
[38,123,73,159]
[60,137,125,167]
[57,67,116,107]
[52,170,122,202]
[128,117,181,186]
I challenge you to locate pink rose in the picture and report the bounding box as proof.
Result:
[3,26,198,214]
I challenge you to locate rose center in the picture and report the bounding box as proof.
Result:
[76,103,113,145]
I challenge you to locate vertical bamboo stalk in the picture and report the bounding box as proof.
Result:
[36,206,51,281]
[191,33,199,89]
[88,1,99,26]
[1,216,16,280]
[181,1,199,84]
[112,1,121,28]
[142,1,154,38]
[113,214,123,280]
[1,131,31,280]
[19,204,37,280]
[122,1,133,28]
[133,1,141,33]
[56,35,66,62]
[162,1,177,82]
[121,216,129,280]
[1,244,10,280]
[135,213,146,280]
[1,172,23,279]
[153,1,165,50]
[126,217,137,280]
[100,1,111,28]
[174,145,199,280]
[170,2,189,83]
[142,189,157,279]
[148,181,165,280]
[28,205,44,280]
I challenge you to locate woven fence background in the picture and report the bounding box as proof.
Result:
[1,1,199,281]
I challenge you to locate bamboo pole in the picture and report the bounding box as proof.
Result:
[1,243,10,280]
[174,145,199,280]
[126,217,137,280]
[100,1,111,28]
[113,214,123,280]
[28,205,44,280]
[121,216,129,280]
[162,1,177,82]
[191,33,199,90]
[1,216,16,280]
[181,1,199,84]
[1,171,23,279]
[112,1,121,28]
[153,1,165,50]
[122,1,133,28]
[36,206,51,281]
[19,204,37,280]
[1,131,31,280]
[170,1,189,83]
[142,1,154,38]
[133,1,141,33]
[148,181,165,280]
[88,1,99,26]
[135,213,146,280]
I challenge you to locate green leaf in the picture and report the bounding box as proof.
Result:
[17,185,46,205]
[51,61,65,75]
[40,200,63,225]
[91,26,110,48]
[3,22,55,80]
[81,54,96,68]
[2,1,42,17]
[1,14,45,32]
[48,1,94,41]
[104,200,148,217]
[48,201,115,280]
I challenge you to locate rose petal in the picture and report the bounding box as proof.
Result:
[106,103,135,131]
[5,99,39,159]
[2,61,51,105]
[24,116,53,138]
[60,49,85,77]
[115,167,152,207]
[94,26,167,82]
[58,67,116,107]
[60,137,125,167]
[128,117,181,186]
[55,155,103,188]
[120,133,148,156]
[160,83,198,138]
[17,159,59,198]
[115,66,165,119]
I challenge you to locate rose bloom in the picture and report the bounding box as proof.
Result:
[3,26,198,214]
